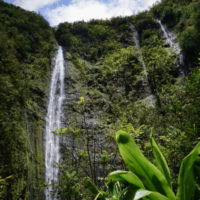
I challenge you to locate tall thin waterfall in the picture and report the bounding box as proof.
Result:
[156,19,186,75]
[45,46,65,200]
[131,24,154,107]
[131,25,147,75]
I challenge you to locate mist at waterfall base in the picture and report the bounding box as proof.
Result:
[44,46,65,200]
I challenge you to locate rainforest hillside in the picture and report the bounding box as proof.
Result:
[0,1,56,199]
[152,0,200,66]
[55,0,200,198]
[0,0,200,199]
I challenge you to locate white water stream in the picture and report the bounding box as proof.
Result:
[131,25,154,107]
[131,25,147,76]
[45,46,65,200]
[156,19,186,75]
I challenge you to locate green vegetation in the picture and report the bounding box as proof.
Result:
[88,130,200,199]
[0,0,200,199]
[56,17,133,63]
[55,1,200,199]
[0,1,56,199]
[151,0,200,65]
[52,0,200,198]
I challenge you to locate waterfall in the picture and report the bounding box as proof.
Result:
[131,24,154,107]
[156,19,186,75]
[131,25,147,75]
[45,46,65,200]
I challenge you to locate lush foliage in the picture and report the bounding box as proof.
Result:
[54,2,200,199]
[1,0,200,199]
[0,1,56,199]
[88,130,200,200]
[56,17,133,63]
[151,0,200,65]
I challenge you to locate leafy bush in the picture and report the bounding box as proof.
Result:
[161,6,176,27]
[150,0,200,65]
[179,26,199,60]
[88,130,200,200]
[134,12,159,36]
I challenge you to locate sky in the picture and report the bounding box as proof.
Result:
[4,0,160,26]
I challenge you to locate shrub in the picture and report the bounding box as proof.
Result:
[88,130,200,200]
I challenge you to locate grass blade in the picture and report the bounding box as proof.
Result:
[94,192,103,200]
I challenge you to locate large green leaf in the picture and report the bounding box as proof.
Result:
[176,142,200,200]
[150,133,172,187]
[108,170,145,189]
[134,189,170,200]
[116,130,176,200]
[134,190,151,200]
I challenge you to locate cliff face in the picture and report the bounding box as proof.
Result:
[55,17,176,198]
[0,2,56,199]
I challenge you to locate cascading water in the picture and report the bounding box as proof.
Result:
[45,46,65,200]
[156,19,186,75]
[131,24,154,107]
[131,25,147,75]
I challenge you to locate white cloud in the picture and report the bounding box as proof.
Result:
[13,0,60,11]
[45,0,159,26]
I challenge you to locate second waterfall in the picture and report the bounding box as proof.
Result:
[44,46,65,200]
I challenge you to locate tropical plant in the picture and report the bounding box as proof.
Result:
[88,130,200,200]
